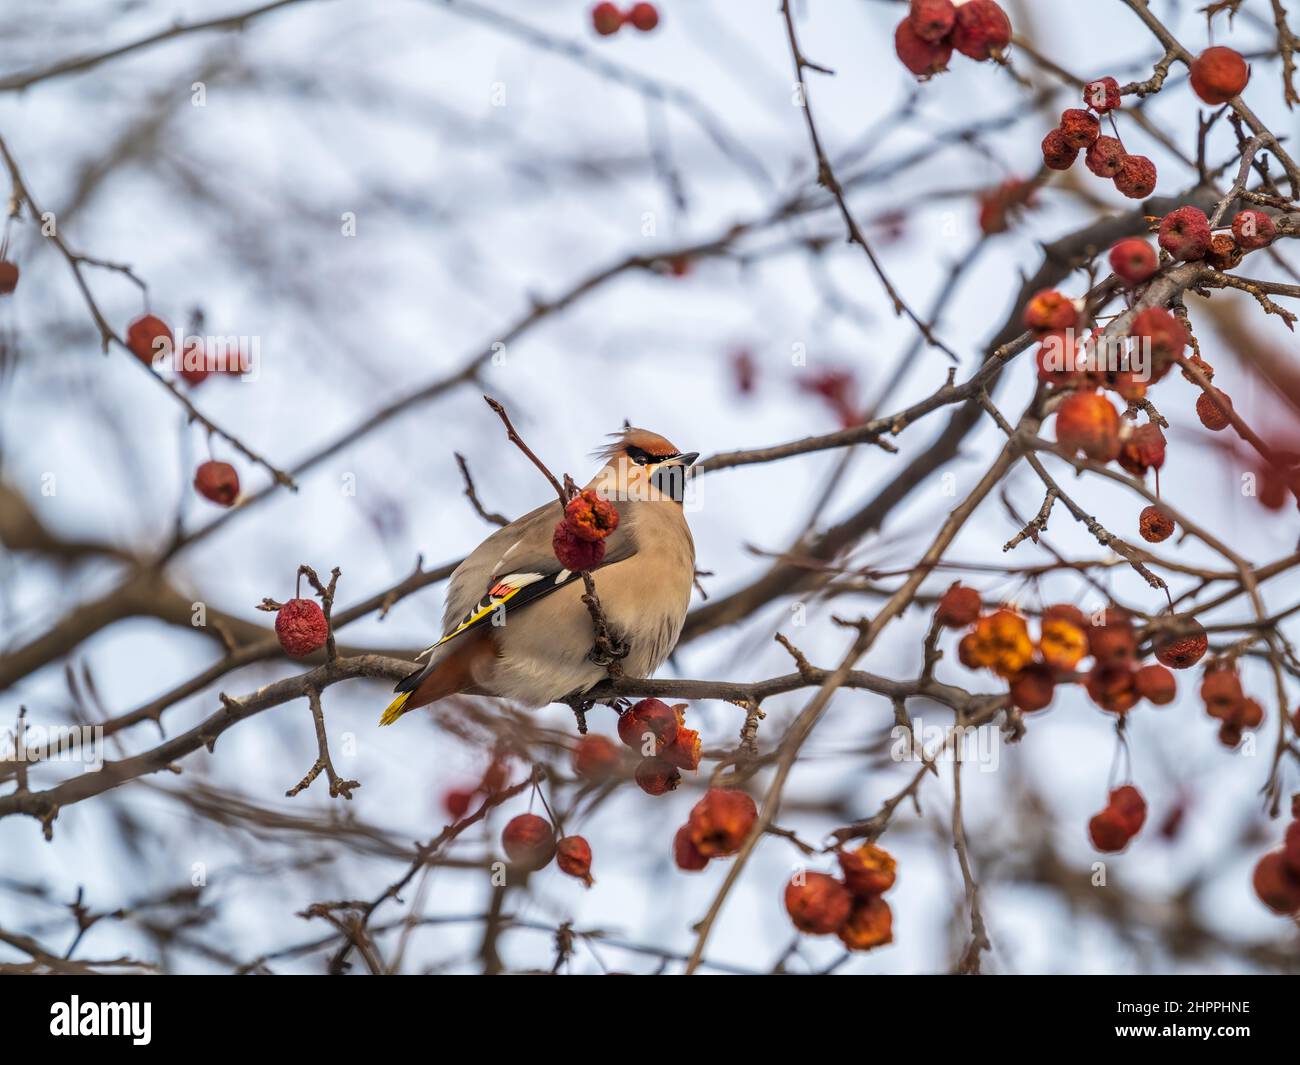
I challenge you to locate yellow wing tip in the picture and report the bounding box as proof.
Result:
[379,692,411,726]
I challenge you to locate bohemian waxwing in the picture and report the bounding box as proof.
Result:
[380,428,698,723]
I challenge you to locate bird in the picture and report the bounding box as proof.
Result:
[380,427,698,724]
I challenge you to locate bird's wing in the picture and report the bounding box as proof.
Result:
[413,498,636,662]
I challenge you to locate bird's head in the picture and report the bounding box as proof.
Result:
[589,427,698,503]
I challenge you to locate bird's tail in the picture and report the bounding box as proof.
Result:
[379,691,411,726]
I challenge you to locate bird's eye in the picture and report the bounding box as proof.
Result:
[627,446,651,465]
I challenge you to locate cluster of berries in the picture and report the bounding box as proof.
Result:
[1088,784,1147,853]
[940,585,1194,715]
[1252,798,1300,916]
[1200,660,1265,749]
[591,2,658,36]
[501,812,594,886]
[894,0,1011,79]
[783,843,897,952]
[1041,81,1157,200]
[673,787,757,870]
[553,488,619,571]
[607,697,702,795]
[125,313,247,386]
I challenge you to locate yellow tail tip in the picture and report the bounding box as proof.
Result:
[379,692,411,726]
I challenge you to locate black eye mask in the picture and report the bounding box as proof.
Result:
[626,445,679,465]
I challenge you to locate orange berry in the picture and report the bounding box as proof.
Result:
[785,872,853,935]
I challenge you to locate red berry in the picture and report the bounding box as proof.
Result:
[1134,663,1176,705]
[662,726,702,771]
[1041,127,1078,171]
[591,2,622,35]
[0,260,19,295]
[1114,154,1157,199]
[443,787,475,819]
[1024,289,1077,333]
[784,872,853,934]
[626,2,658,31]
[950,0,1011,61]
[1138,504,1175,543]
[552,521,605,571]
[1118,423,1166,476]
[1195,389,1232,431]
[838,895,894,951]
[1055,391,1121,463]
[1109,784,1148,836]
[564,488,619,542]
[908,0,955,42]
[177,337,210,386]
[617,698,680,753]
[1059,109,1100,150]
[556,835,594,886]
[1085,135,1125,178]
[1189,46,1250,105]
[1089,805,1133,852]
[1201,667,1245,719]
[1129,306,1187,379]
[1253,850,1300,915]
[1232,209,1276,251]
[687,788,757,858]
[193,460,239,506]
[275,597,328,657]
[673,824,709,871]
[1009,661,1055,712]
[502,813,556,871]
[1154,620,1208,670]
[1284,822,1300,877]
[936,581,981,628]
[126,314,173,367]
[1158,206,1211,261]
[1109,238,1158,286]
[634,756,680,795]
[1083,76,1121,114]
[573,735,622,782]
[837,843,897,897]
[1085,664,1139,714]
[894,18,952,78]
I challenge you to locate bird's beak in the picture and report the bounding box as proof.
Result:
[661,451,699,467]
[649,453,698,500]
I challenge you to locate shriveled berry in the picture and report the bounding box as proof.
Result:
[502,813,556,871]
[965,609,1034,677]
[894,18,952,78]
[617,698,679,753]
[1138,504,1175,543]
[1083,76,1121,114]
[634,756,679,795]
[1232,209,1276,251]
[1086,664,1139,714]
[951,0,1011,60]
[1041,127,1078,171]
[573,734,622,782]
[1114,154,1157,199]
[908,0,955,43]
[688,788,757,858]
[838,895,893,951]
[1059,108,1100,149]
[1055,391,1121,462]
[1190,46,1250,105]
[1039,616,1087,671]
[275,597,328,657]
[673,824,709,871]
[1201,667,1244,719]
[1205,233,1243,272]
[1024,289,1077,332]
[837,843,896,897]
[1118,423,1166,477]
[194,460,239,506]
[564,488,619,541]
[936,581,981,628]
[1158,206,1211,262]
[556,835,594,886]
[1085,135,1126,178]
[1134,663,1176,705]
[553,521,605,570]
[662,726,702,771]
[1195,389,1232,431]
[1154,620,1208,670]
[785,872,852,935]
